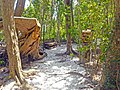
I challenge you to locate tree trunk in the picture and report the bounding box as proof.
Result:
[0,0,25,20]
[57,0,61,45]
[104,0,120,89]
[1,0,25,84]
[64,0,78,55]
[70,0,74,27]
[0,3,2,21]
[64,0,72,55]
[0,17,45,60]
[110,0,120,89]
[42,9,45,50]
[14,0,26,16]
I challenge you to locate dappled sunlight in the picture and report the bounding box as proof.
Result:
[0,0,117,89]
[60,48,66,52]
[0,79,16,90]
[1,44,100,90]
[72,57,79,61]
[21,44,98,90]
[50,47,57,51]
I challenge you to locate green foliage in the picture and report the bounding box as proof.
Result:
[22,4,36,18]
[22,0,114,64]
[21,0,117,89]
[0,59,5,66]
[75,0,114,62]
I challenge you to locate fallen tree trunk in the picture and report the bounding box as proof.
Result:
[0,17,45,60]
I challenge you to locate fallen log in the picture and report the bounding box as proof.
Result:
[44,41,57,49]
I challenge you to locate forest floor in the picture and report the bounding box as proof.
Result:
[0,44,101,90]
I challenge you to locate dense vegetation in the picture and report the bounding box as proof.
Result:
[0,0,119,89]
[23,0,119,89]
[23,0,120,89]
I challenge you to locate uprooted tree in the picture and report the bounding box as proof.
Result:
[0,0,45,60]
[15,17,45,60]
[0,17,45,60]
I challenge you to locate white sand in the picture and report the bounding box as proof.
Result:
[1,44,99,90]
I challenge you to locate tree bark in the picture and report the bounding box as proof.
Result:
[70,0,74,27]
[49,0,54,39]
[0,0,26,21]
[0,3,2,21]
[57,0,61,45]
[64,0,72,55]
[110,0,120,89]
[0,17,45,60]
[14,0,26,16]
[64,0,77,55]
[1,0,25,84]
[104,0,120,89]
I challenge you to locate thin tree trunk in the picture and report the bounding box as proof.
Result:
[70,0,74,27]
[104,0,120,89]
[112,0,120,89]
[64,0,72,55]
[42,8,45,50]
[57,0,61,45]
[64,0,78,55]
[49,0,54,39]
[14,0,26,16]
[0,3,2,21]
[1,0,25,84]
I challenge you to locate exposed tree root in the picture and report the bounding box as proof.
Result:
[64,48,79,57]
[16,70,37,90]
[20,82,35,90]
[55,47,78,57]
[22,69,38,77]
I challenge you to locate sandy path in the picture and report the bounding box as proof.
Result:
[1,44,99,90]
